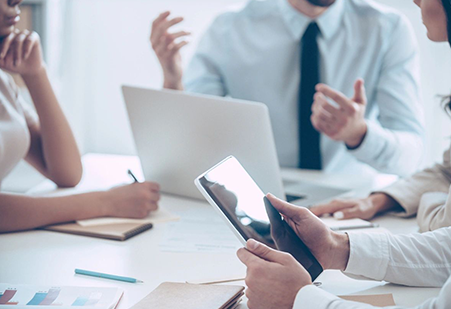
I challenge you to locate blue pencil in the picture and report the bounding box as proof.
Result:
[75,269,143,283]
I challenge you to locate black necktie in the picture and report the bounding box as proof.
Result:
[299,22,321,170]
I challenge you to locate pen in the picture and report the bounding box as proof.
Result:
[75,268,144,283]
[128,169,139,183]
[331,223,380,231]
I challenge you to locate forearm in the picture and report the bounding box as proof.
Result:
[368,193,402,214]
[345,229,451,287]
[22,68,82,187]
[163,76,184,90]
[348,122,423,177]
[379,163,451,217]
[0,192,109,233]
[295,283,442,309]
[294,230,451,309]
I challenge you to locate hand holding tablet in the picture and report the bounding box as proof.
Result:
[264,196,323,279]
[195,156,323,280]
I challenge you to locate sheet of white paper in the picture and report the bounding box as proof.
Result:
[76,208,179,227]
[321,217,376,231]
[159,209,242,253]
[0,283,123,309]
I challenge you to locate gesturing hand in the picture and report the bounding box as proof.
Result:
[237,239,312,309]
[0,29,44,77]
[150,11,190,90]
[266,194,350,271]
[311,79,368,148]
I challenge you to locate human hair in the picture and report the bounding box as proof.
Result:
[444,0,451,46]
[443,0,451,113]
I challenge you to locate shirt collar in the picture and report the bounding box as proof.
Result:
[278,0,346,41]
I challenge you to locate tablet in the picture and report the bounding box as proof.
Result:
[195,156,323,280]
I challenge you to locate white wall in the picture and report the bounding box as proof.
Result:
[377,0,451,165]
[59,0,451,165]
[59,0,247,156]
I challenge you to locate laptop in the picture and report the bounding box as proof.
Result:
[122,86,350,205]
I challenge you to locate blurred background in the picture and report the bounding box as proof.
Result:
[4,0,451,192]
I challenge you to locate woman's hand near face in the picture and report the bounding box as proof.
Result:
[0,29,44,76]
[237,239,312,309]
[266,194,350,271]
[150,11,190,90]
[103,182,161,218]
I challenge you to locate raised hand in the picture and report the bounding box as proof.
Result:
[150,11,190,90]
[311,79,368,148]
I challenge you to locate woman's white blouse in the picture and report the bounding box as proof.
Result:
[294,228,451,308]
[0,70,37,188]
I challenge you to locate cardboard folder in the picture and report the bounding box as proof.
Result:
[131,282,245,309]
[340,294,396,307]
[42,222,153,241]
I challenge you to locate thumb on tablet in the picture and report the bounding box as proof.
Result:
[246,239,285,263]
[264,195,284,232]
[266,193,310,221]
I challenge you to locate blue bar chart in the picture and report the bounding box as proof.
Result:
[26,292,49,305]
[72,293,101,307]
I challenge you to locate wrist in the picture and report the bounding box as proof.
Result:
[163,74,183,90]
[95,191,113,217]
[163,80,183,90]
[331,232,350,271]
[21,66,47,81]
[368,193,399,213]
[345,122,367,149]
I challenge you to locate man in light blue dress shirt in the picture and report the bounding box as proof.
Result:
[150,0,424,177]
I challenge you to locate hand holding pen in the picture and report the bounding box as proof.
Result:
[128,169,139,183]
[100,170,161,219]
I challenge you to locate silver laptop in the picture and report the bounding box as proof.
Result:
[122,86,349,205]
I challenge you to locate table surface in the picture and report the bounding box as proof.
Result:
[0,154,440,308]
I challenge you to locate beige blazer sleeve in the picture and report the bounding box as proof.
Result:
[378,143,451,231]
[417,190,451,232]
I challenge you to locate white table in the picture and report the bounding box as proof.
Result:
[0,154,440,308]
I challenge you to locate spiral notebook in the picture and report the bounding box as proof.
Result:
[42,222,153,241]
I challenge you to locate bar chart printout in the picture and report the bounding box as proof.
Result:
[40,288,61,306]
[72,293,102,307]
[0,289,18,305]
[0,284,123,308]
[27,288,61,306]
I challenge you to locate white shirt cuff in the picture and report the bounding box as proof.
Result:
[293,285,340,309]
[344,232,390,281]
[347,121,386,163]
